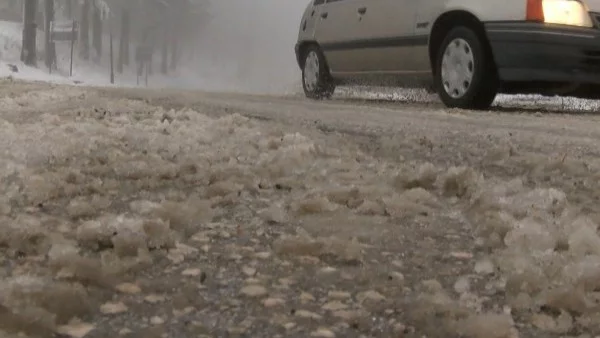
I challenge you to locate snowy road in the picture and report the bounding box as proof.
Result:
[103,84,600,174]
[3,80,600,337]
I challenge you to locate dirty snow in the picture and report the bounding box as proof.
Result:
[0,80,435,337]
[1,80,600,337]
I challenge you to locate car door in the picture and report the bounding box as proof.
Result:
[351,0,422,73]
[314,0,367,73]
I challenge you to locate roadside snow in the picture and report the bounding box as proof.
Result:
[0,20,44,62]
[0,19,302,93]
[0,20,205,89]
[0,61,74,84]
[0,20,97,85]
[0,21,74,84]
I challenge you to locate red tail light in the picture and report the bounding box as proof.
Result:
[526,0,545,22]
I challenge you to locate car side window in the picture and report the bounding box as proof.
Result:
[314,0,325,5]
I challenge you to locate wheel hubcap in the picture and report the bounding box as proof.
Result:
[441,38,475,99]
[304,51,320,91]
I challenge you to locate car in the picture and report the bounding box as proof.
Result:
[294,0,600,109]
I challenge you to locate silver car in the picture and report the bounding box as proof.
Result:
[295,0,600,109]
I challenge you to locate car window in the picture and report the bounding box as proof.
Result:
[314,0,325,5]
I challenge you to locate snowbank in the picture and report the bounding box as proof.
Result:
[0,21,44,62]
[0,20,92,85]
[0,21,74,84]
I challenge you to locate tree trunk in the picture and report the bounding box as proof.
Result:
[79,0,90,60]
[44,0,57,70]
[117,9,130,73]
[21,0,38,66]
[92,1,102,61]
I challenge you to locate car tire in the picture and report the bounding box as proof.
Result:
[302,45,335,99]
[434,26,498,110]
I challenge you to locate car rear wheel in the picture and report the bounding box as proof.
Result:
[302,45,335,99]
[434,26,498,110]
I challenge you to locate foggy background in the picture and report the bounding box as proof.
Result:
[4,0,309,94]
[191,0,307,94]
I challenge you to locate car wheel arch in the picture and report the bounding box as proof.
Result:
[428,10,495,76]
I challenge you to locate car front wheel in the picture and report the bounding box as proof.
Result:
[302,45,335,99]
[434,26,498,110]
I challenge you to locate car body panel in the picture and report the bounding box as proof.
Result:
[442,0,526,22]
[297,0,324,44]
[343,0,420,72]
[316,0,370,73]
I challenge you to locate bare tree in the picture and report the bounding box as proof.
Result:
[21,0,38,66]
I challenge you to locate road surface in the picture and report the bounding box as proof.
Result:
[1,79,600,337]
